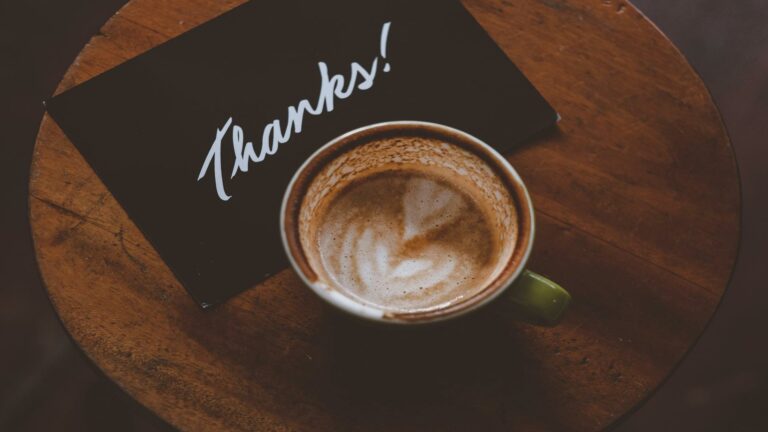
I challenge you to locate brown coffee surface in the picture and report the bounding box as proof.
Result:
[316,170,502,311]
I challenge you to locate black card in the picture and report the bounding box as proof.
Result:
[46,0,557,308]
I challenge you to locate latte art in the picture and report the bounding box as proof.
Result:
[289,127,524,321]
[317,172,498,311]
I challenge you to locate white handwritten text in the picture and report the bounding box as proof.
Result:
[198,22,392,201]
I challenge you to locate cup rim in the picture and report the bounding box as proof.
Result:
[280,121,535,324]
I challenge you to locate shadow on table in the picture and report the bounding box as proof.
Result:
[322,302,561,431]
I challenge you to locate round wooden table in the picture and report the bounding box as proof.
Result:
[30,0,740,430]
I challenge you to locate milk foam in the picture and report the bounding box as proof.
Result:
[317,172,498,311]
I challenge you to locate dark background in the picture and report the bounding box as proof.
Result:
[0,0,765,430]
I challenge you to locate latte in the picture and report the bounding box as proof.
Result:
[296,133,520,314]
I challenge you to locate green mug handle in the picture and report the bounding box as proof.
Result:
[507,270,571,326]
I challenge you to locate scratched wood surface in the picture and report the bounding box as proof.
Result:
[29,0,740,430]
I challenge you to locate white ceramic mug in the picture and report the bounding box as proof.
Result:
[280,121,570,325]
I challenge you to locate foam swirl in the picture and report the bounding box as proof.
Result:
[317,173,497,311]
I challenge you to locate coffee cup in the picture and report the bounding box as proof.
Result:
[280,121,570,325]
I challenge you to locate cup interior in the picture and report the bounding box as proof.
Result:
[282,122,533,323]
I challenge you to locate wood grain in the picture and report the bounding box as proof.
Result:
[29,0,740,430]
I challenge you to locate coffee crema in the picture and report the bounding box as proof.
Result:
[298,134,519,314]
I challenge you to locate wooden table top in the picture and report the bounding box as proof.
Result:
[29,0,740,430]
